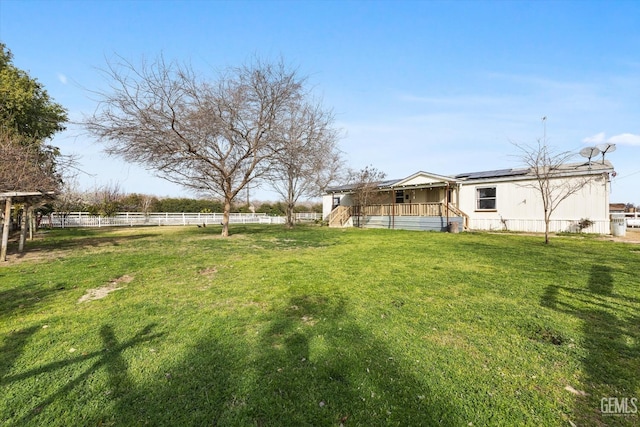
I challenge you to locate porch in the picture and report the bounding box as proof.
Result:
[324,171,469,231]
[328,202,469,231]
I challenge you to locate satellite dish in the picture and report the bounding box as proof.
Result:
[579,146,600,158]
[596,143,616,164]
[579,146,600,168]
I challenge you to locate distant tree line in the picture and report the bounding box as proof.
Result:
[52,183,321,217]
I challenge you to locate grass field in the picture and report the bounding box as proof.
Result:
[1,225,638,426]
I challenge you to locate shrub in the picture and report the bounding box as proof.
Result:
[577,218,594,232]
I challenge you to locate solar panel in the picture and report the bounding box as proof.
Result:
[325,178,401,192]
[455,168,529,180]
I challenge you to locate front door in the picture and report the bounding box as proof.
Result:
[332,196,340,210]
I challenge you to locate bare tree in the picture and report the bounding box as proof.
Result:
[269,100,343,227]
[0,130,61,193]
[51,177,83,223]
[83,183,124,217]
[139,194,155,214]
[348,165,386,227]
[514,139,593,244]
[84,56,304,236]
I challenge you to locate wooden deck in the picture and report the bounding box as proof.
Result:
[330,203,469,229]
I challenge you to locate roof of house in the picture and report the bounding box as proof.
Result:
[325,160,614,194]
[456,160,613,181]
[609,203,627,211]
[325,179,401,193]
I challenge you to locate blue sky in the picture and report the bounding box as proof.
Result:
[1,0,639,204]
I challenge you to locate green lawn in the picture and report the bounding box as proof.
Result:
[1,225,638,426]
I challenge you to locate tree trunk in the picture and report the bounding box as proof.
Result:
[286,203,295,228]
[28,205,35,240]
[1,197,12,262]
[544,210,550,244]
[222,198,231,237]
[285,177,295,228]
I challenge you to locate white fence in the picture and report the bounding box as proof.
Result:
[469,218,611,234]
[43,212,321,228]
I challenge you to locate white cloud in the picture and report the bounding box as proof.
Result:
[57,73,68,84]
[607,133,640,146]
[582,132,606,145]
[582,132,640,147]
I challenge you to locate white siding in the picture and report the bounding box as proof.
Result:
[322,194,334,220]
[459,174,611,233]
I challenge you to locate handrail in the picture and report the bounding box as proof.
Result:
[447,203,470,229]
[328,206,351,227]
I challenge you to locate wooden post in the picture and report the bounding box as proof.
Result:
[446,183,450,231]
[28,205,35,240]
[392,189,396,230]
[1,197,12,262]
[18,202,28,252]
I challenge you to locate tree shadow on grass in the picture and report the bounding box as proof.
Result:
[3,295,458,426]
[107,329,241,426]
[0,325,40,380]
[2,323,162,426]
[541,264,639,426]
[246,294,457,426]
[0,282,66,320]
[29,232,159,252]
[90,294,458,426]
[2,231,159,262]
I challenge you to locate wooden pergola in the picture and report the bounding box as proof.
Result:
[0,191,55,262]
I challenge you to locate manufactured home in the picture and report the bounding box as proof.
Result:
[323,161,614,234]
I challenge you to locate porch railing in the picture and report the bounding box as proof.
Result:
[362,202,444,217]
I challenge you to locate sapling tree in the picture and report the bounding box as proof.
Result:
[514,139,593,244]
[348,165,386,227]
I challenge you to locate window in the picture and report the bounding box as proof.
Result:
[476,187,496,210]
[395,190,404,204]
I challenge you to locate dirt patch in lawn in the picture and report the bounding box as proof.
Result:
[599,229,640,244]
[78,275,134,303]
[199,267,218,276]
